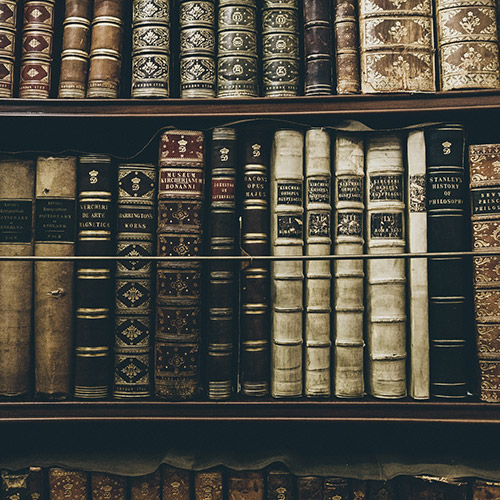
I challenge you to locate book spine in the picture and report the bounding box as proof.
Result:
[1,469,30,499]
[472,479,500,499]
[91,472,127,499]
[368,480,398,500]
[58,0,93,98]
[131,0,170,98]
[266,469,296,499]
[113,163,156,399]
[358,0,436,93]
[155,130,204,400]
[206,127,238,400]
[129,470,161,500]
[262,0,300,96]
[161,465,192,499]
[436,0,500,91]
[365,134,407,399]
[333,133,365,398]
[0,0,17,98]
[194,470,224,499]
[303,0,333,95]
[333,0,360,94]
[179,0,216,98]
[217,0,258,97]
[425,124,468,399]
[228,471,265,499]
[396,475,468,499]
[19,0,56,98]
[406,130,430,400]
[469,143,500,402]
[28,466,46,500]
[297,476,323,499]
[350,479,368,499]
[323,477,349,499]
[74,154,115,400]
[0,158,35,398]
[271,129,304,398]
[304,128,331,397]
[240,130,270,397]
[87,0,123,98]
[49,467,89,499]
[34,156,77,400]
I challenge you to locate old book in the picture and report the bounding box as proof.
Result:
[472,479,500,499]
[0,0,18,98]
[74,154,115,400]
[323,477,349,499]
[28,466,46,500]
[0,158,35,398]
[49,467,89,500]
[113,163,156,399]
[179,0,216,97]
[262,0,300,96]
[1,469,30,500]
[34,156,77,400]
[297,476,323,499]
[91,472,127,499]
[469,143,500,402]
[217,0,258,97]
[365,134,407,399]
[271,129,304,398]
[87,0,123,98]
[228,470,264,500]
[350,479,368,499]
[161,465,192,499]
[303,0,332,95]
[129,470,161,500]
[397,475,468,499]
[358,0,436,93]
[304,128,331,397]
[368,480,397,499]
[206,127,238,400]
[436,0,500,90]
[194,470,223,500]
[426,124,468,399]
[155,130,205,400]
[240,128,271,397]
[266,469,296,499]
[333,133,365,398]
[58,0,93,98]
[333,0,361,94]
[19,0,56,98]
[406,130,430,400]
[131,0,170,98]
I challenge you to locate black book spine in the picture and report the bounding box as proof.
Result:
[425,124,470,399]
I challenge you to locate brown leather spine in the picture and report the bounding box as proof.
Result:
[228,471,264,500]
[129,470,161,500]
[91,472,127,499]
[266,469,296,499]
[194,470,223,500]
[1,469,30,499]
[297,476,323,499]
[58,0,93,98]
[323,477,349,499]
[161,465,192,499]
[397,475,468,499]
[0,158,35,398]
[333,0,361,94]
[0,1,17,98]
[49,468,89,500]
[368,480,398,500]
[472,479,500,499]
[34,156,77,400]
[28,466,46,500]
[350,479,368,499]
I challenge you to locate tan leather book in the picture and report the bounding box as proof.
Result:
[49,467,89,500]
[129,470,161,500]
[91,472,127,499]
[228,470,264,500]
[161,464,192,499]
[472,478,500,499]
[194,470,223,500]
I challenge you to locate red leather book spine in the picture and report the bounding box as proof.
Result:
[0,0,18,97]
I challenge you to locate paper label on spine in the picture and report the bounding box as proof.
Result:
[35,198,75,242]
[211,177,235,201]
[370,212,403,238]
[369,175,403,201]
[308,179,330,203]
[277,182,302,205]
[337,176,363,202]
[0,200,32,243]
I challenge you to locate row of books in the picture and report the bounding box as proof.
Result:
[1,0,500,99]
[2,465,500,500]
[1,123,499,402]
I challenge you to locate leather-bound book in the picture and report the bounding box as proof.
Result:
[58,0,93,98]
[194,470,223,499]
[350,479,368,499]
[206,127,238,400]
[262,0,300,96]
[155,130,205,400]
[240,129,271,397]
[333,133,365,399]
[131,0,170,98]
[49,467,89,500]
[161,464,192,499]
[469,143,500,402]
[397,475,468,499]
[297,476,322,499]
[358,0,436,93]
[0,158,35,398]
[0,0,18,98]
[1,469,30,500]
[228,471,264,500]
[472,479,500,499]
[34,156,77,400]
[179,0,216,97]
[217,0,258,97]
[425,124,468,399]
[87,0,123,98]
[129,470,161,500]
[303,0,332,95]
[74,154,115,400]
[365,134,407,399]
[113,163,156,399]
[323,477,349,499]
[19,0,56,98]
[368,480,397,500]
[333,0,361,94]
[28,466,46,500]
[266,468,296,499]
[436,0,500,90]
[406,130,430,400]
[91,472,127,499]
[271,129,304,398]
[304,128,331,397]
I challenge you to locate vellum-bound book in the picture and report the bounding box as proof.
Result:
[271,129,304,398]
[365,134,407,399]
